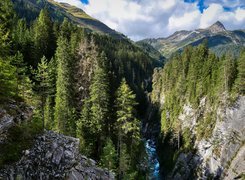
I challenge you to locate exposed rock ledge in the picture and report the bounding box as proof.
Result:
[0,131,114,180]
[0,101,33,143]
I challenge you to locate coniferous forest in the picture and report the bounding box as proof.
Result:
[0,0,244,179]
[0,0,156,178]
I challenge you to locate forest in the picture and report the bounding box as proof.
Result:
[0,0,156,178]
[151,43,245,174]
[1,0,245,179]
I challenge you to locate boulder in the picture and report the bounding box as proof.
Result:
[0,131,115,180]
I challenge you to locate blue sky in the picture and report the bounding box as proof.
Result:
[55,0,245,40]
[81,0,89,4]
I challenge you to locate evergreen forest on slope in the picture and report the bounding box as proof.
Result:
[0,0,244,179]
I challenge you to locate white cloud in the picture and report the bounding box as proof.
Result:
[204,0,245,8]
[168,10,201,31]
[54,0,245,41]
[200,3,245,30]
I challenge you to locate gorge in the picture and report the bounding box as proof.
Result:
[0,0,244,179]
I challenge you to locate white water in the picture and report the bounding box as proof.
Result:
[145,139,161,180]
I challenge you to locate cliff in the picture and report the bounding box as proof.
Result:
[170,96,245,179]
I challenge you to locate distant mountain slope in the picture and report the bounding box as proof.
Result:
[139,21,245,57]
[136,41,165,63]
[12,0,126,39]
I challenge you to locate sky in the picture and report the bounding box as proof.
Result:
[54,0,245,41]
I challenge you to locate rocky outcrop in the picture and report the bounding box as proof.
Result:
[170,96,245,179]
[0,131,114,180]
[0,101,33,143]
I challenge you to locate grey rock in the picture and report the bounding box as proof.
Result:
[52,147,64,165]
[167,96,245,179]
[0,131,115,180]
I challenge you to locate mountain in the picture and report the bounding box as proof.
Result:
[139,21,245,58]
[136,41,165,64]
[12,0,126,39]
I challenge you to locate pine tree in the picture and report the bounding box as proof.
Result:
[54,37,73,134]
[12,19,29,52]
[0,57,16,98]
[33,9,53,66]
[90,57,110,130]
[115,79,140,179]
[115,78,140,146]
[100,138,117,172]
[34,56,50,129]
[76,52,111,157]
[234,50,245,94]
[76,98,92,154]
[11,51,26,96]
[43,57,57,129]
[60,18,73,40]
[222,54,236,93]
[89,63,110,154]
[0,0,14,57]
[118,143,131,180]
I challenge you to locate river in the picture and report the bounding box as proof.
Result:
[145,139,161,180]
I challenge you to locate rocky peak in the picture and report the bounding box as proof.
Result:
[0,131,115,180]
[207,21,226,33]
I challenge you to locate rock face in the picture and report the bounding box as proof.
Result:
[207,21,226,33]
[0,101,33,143]
[169,96,245,179]
[0,131,114,180]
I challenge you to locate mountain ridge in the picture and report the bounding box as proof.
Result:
[12,0,126,39]
[139,21,245,58]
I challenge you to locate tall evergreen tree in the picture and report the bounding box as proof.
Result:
[76,52,111,157]
[11,51,26,96]
[33,56,50,129]
[0,57,16,99]
[115,79,140,179]
[222,54,236,93]
[44,57,57,129]
[33,9,53,65]
[234,50,245,94]
[54,37,73,134]
[100,138,117,172]
[0,0,14,57]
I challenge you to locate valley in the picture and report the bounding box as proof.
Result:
[0,0,244,179]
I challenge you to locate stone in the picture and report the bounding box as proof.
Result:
[0,131,115,180]
[52,147,64,165]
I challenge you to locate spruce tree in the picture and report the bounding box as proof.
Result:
[44,57,57,129]
[0,57,16,98]
[54,37,73,134]
[115,78,140,146]
[76,52,111,157]
[100,138,117,172]
[222,54,236,93]
[118,143,131,180]
[34,56,49,129]
[234,50,245,94]
[76,98,92,154]
[115,78,140,179]
[0,0,14,57]
[33,9,53,65]
[11,51,26,96]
